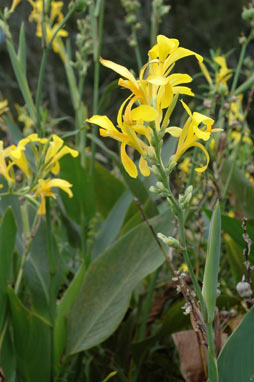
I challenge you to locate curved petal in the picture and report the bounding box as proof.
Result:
[192,142,210,172]
[139,156,150,177]
[165,126,182,137]
[180,100,192,117]
[87,115,117,132]
[47,178,73,197]
[169,73,192,86]
[163,47,203,74]
[120,141,138,178]
[100,57,137,84]
[157,35,179,61]
[172,86,194,96]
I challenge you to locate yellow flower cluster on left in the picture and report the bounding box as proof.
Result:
[27,0,68,60]
[0,133,78,215]
[87,35,221,178]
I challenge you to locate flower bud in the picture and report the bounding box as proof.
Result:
[74,0,89,12]
[236,281,252,298]
[157,233,180,249]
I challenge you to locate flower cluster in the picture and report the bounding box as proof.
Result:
[87,35,220,178]
[0,134,78,214]
[27,0,68,60]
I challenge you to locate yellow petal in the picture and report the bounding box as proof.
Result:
[169,73,192,86]
[214,56,227,68]
[139,156,150,177]
[172,86,194,96]
[47,178,73,198]
[100,57,137,84]
[180,100,192,117]
[157,82,173,109]
[87,115,117,132]
[165,126,182,137]
[163,47,203,73]
[147,75,169,85]
[131,105,158,122]
[157,35,179,61]
[120,141,138,178]
[199,61,212,84]
[192,142,210,172]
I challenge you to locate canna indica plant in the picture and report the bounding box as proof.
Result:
[87,34,222,381]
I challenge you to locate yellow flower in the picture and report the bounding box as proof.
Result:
[0,141,15,184]
[178,157,191,173]
[231,131,252,146]
[87,98,158,178]
[28,0,68,59]
[100,35,202,123]
[170,100,220,172]
[9,0,22,13]
[228,95,244,126]
[199,61,212,85]
[15,104,34,133]
[44,135,79,175]
[9,134,48,177]
[0,100,9,121]
[33,178,73,215]
[214,56,232,88]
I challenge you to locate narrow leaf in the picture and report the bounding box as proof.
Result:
[202,201,221,322]
[18,23,26,75]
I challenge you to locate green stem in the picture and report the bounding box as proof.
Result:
[150,3,158,47]
[45,198,56,321]
[150,122,218,381]
[206,322,219,382]
[231,33,252,94]
[132,29,142,70]
[35,6,76,135]
[89,0,105,176]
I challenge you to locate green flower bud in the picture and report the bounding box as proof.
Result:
[157,233,180,249]
[75,0,89,12]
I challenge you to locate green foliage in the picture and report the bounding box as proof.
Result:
[218,307,254,381]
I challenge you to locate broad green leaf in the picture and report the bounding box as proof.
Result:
[66,211,173,355]
[219,159,254,219]
[218,307,254,381]
[60,156,95,225]
[202,201,221,323]
[0,328,16,381]
[25,220,63,321]
[0,208,17,331]
[54,261,86,371]
[87,135,156,210]
[8,286,52,382]
[92,189,133,260]
[121,197,159,235]
[93,160,126,218]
